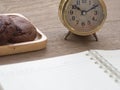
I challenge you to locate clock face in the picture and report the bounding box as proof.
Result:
[64,0,106,35]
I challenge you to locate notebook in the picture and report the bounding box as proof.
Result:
[0,50,120,90]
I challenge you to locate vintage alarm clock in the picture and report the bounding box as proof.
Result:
[59,0,107,41]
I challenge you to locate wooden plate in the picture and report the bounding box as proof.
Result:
[0,13,47,56]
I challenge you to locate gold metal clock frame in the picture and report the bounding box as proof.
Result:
[58,0,107,41]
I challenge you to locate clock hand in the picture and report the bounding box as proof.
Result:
[74,5,86,15]
[75,5,82,11]
[72,5,82,11]
[86,4,99,12]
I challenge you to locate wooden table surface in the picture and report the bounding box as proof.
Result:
[0,0,120,65]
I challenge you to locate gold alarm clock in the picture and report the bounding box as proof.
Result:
[59,0,107,41]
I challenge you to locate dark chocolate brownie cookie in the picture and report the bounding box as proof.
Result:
[0,15,37,45]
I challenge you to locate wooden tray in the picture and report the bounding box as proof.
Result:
[0,13,47,56]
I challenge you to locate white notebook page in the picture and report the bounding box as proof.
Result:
[93,50,120,71]
[89,50,120,82]
[0,51,120,90]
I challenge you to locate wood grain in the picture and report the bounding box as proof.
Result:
[0,0,120,64]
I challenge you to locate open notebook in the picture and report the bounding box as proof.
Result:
[0,50,120,90]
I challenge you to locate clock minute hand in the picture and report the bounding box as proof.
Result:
[86,4,99,12]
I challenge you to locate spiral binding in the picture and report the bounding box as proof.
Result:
[86,50,120,84]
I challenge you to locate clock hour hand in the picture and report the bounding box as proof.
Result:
[72,5,82,11]
[76,5,82,11]
[86,4,99,12]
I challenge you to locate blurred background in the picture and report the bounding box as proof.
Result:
[0,0,120,64]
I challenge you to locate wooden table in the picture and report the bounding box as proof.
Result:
[0,0,120,65]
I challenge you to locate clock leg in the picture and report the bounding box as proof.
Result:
[93,33,98,41]
[64,31,71,40]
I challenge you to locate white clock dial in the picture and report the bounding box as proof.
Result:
[64,0,105,34]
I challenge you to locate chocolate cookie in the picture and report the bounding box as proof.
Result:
[0,15,37,45]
